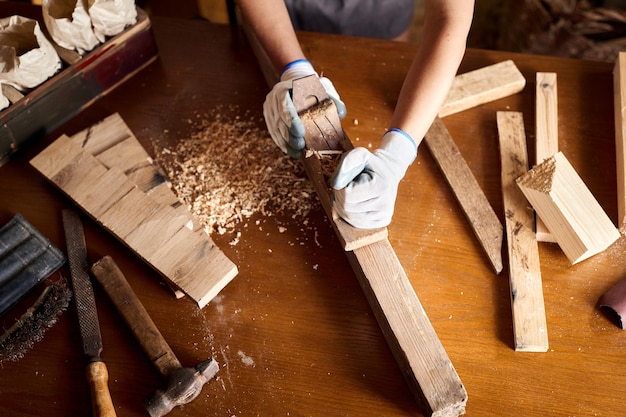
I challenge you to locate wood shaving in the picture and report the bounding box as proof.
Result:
[154,107,319,236]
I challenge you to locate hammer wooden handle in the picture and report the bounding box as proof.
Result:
[87,361,117,417]
[91,256,182,376]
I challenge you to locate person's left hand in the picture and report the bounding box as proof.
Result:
[330,129,417,229]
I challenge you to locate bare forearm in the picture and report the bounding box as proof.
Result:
[390,0,474,146]
[236,0,306,74]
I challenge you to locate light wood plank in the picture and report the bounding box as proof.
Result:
[348,240,467,416]
[516,151,621,264]
[613,52,626,233]
[535,72,559,242]
[439,60,526,117]
[497,111,548,352]
[424,118,503,274]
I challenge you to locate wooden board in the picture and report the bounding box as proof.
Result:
[535,72,559,242]
[242,20,467,417]
[30,114,238,308]
[613,52,626,234]
[516,151,621,264]
[424,118,503,274]
[439,60,526,117]
[496,111,549,352]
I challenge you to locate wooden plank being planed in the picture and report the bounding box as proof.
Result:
[30,114,238,308]
[497,111,548,352]
[242,20,467,417]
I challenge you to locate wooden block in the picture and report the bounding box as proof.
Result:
[124,205,192,259]
[146,181,181,207]
[76,167,136,218]
[516,151,621,264]
[70,112,133,156]
[50,152,109,204]
[497,111,548,352]
[149,226,237,308]
[29,134,84,179]
[613,52,626,233]
[99,186,162,240]
[348,240,467,416]
[535,72,559,242]
[96,136,152,173]
[439,60,526,117]
[424,118,503,274]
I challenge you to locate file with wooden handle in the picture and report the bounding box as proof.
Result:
[62,209,117,417]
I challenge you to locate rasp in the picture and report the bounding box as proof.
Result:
[62,209,117,417]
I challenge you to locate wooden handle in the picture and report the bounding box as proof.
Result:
[86,361,117,417]
[91,255,182,376]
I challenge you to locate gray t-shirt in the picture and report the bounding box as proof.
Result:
[284,0,415,39]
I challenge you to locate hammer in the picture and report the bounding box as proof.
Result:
[90,255,218,417]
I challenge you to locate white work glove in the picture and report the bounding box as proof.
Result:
[330,128,417,229]
[263,59,346,158]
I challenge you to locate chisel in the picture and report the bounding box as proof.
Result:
[62,209,117,417]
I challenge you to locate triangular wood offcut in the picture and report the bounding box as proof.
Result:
[30,113,238,308]
[516,151,620,264]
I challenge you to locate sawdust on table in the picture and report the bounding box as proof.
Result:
[153,106,320,240]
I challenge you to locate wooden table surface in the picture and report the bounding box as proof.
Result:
[1,13,625,417]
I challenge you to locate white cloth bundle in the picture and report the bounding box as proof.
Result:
[0,15,61,92]
[88,0,137,39]
[42,0,100,54]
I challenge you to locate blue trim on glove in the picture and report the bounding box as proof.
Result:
[280,59,312,79]
[386,128,418,153]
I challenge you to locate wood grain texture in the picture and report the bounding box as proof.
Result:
[30,114,238,308]
[614,52,626,233]
[439,60,526,117]
[497,111,548,352]
[424,118,503,274]
[535,72,559,242]
[517,151,621,264]
[347,240,467,416]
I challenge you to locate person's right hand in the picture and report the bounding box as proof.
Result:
[263,59,346,158]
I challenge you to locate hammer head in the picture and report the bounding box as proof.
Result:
[145,358,219,417]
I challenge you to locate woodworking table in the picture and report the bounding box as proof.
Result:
[1,7,626,417]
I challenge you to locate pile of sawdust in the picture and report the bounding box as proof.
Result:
[154,107,319,236]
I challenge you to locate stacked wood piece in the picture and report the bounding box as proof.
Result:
[497,111,548,352]
[516,151,620,264]
[30,113,238,308]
